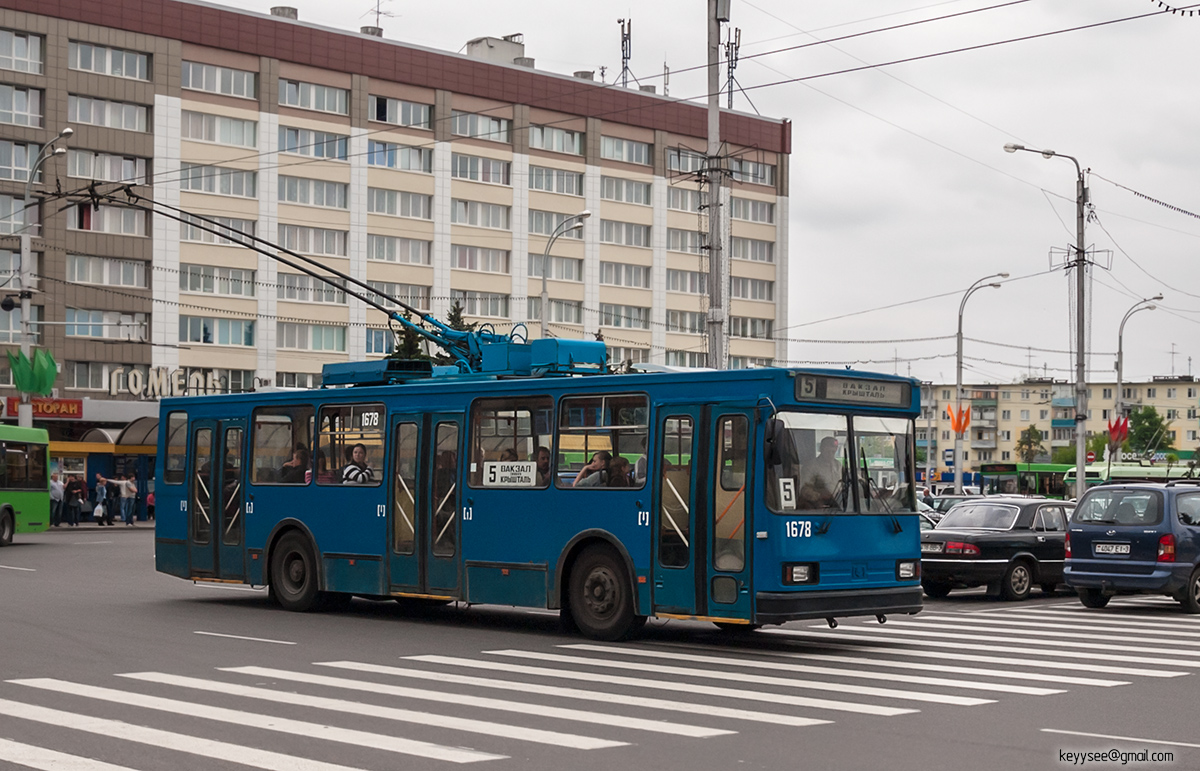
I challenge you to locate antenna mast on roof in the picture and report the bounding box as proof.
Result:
[618,18,633,88]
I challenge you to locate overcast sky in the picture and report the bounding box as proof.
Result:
[233,0,1200,386]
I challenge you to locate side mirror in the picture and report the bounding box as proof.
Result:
[764,418,784,467]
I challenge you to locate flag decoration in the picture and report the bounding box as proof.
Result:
[1107,416,1130,452]
[6,349,58,396]
[947,405,971,437]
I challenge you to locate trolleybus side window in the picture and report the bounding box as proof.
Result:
[317,403,385,486]
[765,413,850,513]
[221,427,244,545]
[431,423,459,557]
[713,415,747,572]
[853,416,917,514]
[4,442,46,490]
[250,405,314,485]
[164,411,187,484]
[393,422,419,554]
[556,393,648,490]
[659,416,693,568]
[469,397,553,488]
[191,427,213,545]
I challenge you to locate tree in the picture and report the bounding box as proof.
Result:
[1051,446,1075,465]
[1128,405,1175,454]
[433,301,473,366]
[1087,433,1108,458]
[389,313,427,361]
[1014,425,1046,465]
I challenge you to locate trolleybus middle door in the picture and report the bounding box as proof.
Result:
[186,419,217,576]
[215,419,247,581]
[652,407,706,616]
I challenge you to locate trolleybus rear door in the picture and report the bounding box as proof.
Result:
[186,420,217,576]
[388,415,423,591]
[707,411,754,621]
[652,408,706,616]
[215,420,247,581]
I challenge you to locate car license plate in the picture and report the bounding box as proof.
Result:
[921,542,944,554]
[1094,543,1131,555]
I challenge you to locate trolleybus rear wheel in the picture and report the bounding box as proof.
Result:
[0,509,12,546]
[570,544,641,641]
[270,532,321,612]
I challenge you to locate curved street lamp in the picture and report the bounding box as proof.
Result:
[538,210,590,339]
[954,272,1008,494]
[1115,295,1162,418]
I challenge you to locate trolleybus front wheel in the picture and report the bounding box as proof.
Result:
[569,544,643,641]
[270,532,321,612]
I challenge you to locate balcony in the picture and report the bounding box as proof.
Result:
[1051,419,1074,429]
[971,439,997,450]
[1052,397,1075,408]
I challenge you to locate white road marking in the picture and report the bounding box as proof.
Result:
[914,613,1200,639]
[0,564,35,571]
[222,665,729,738]
[762,629,1196,671]
[562,644,1064,696]
[0,737,139,771]
[8,678,504,764]
[1042,728,1200,749]
[995,607,1200,629]
[876,618,1200,648]
[0,698,383,770]
[71,541,113,545]
[193,631,295,645]
[407,654,914,716]
[318,660,826,727]
[489,648,994,706]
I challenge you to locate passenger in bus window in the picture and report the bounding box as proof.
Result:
[499,448,518,462]
[607,457,632,488]
[534,446,552,486]
[315,450,334,484]
[278,447,310,484]
[342,443,375,484]
[574,451,612,487]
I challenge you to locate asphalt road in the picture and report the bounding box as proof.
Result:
[1,526,1197,771]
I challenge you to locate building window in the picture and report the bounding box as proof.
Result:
[0,30,42,74]
[366,234,431,264]
[278,225,347,257]
[529,210,584,239]
[1188,408,1198,420]
[277,274,346,304]
[667,228,703,254]
[529,166,583,196]
[366,281,430,312]
[1167,409,1180,420]
[0,249,35,290]
[1001,391,1011,400]
[730,197,775,223]
[68,41,149,80]
[450,111,511,143]
[451,153,511,185]
[530,125,583,155]
[1,85,42,127]
[600,261,650,288]
[667,148,706,173]
[0,140,37,182]
[180,214,254,245]
[666,269,707,294]
[1019,410,1029,421]
[667,310,706,334]
[600,176,651,205]
[278,176,346,208]
[528,254,582,282]
[1000,430,1012,441]
[731,357,775,369]
[1039,410,1048,420]
[600,220,650,248]
[367,95,431,128]
[66,255,146,288]
[600,136,651,165]
[365,328,394,355]
[730,277,774,301]
[279,126,348,160]
[729,157,776,186]
[181,61,256,98]
[731,236,774,262]
[277,322,346,352]
[276,372,320,389]
[451,245,509,274]
[67,308,146,340]
[729,316,773,339]
[367,140,431,172]
[0,194,36,235]
[1001,409,1011,420]
[451,290,509,318]
[179,264,256,297]
[1147,387,1157,398]
[69,150,148,185]
[608,346,650,364]
[178,316,254,346]
[180,163,256,197]
[0,306,39,343]
[1168,388,1177,399]
[666,351,708,368]
[69,204,146,236]
[67,94,145,132]
[527,298,583,324]
[66,361,108,390]
[368,188,433,219]
[599,303,650,329]
[668,187,704,212]
[1189,388,1197,398]
[278,79,348,115]
[181,110,256,148]
[451,200,510,230]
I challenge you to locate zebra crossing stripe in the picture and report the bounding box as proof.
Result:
[0,698,381,771]
[880,618,1200,649]
[989,608,1200,630]
[561,644,1064,696]
[117,672,623,750]
[406,654,917,717]
[315,660,828,727]
[0,737,140,771]
[487,649,995,707]
[7,679,504,764]
[218,665,731,738]
[911,613,1200,639]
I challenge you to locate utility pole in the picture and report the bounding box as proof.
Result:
[705,0,729,370]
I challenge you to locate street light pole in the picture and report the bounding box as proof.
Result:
[1005,143,1089,497]
[15,128,72,428]
[955,273,1008,494]
[1116,295,1162,419]
[538,211,589,339]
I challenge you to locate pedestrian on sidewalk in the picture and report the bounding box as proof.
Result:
[120,474,138,525]
[104,476,120,527]
[49,473,64,527]
[146,490,155,521]
[64,475,83,527]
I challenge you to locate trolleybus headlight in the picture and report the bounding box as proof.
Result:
[896,560,920,580]
[782,563,819,585]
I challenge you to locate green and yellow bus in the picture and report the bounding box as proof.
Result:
[978,463,1080,499]
[0,425,50,546]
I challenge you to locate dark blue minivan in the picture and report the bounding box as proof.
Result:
[1065,481,1200,612]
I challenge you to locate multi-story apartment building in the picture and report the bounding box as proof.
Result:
[918,376,1200,475]
[0,0,790,439]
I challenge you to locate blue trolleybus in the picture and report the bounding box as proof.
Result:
[154,352,924,640]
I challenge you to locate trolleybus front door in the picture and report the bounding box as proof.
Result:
[652,407,705,615]
[187,418,246,581]
[187,420,216,576]
[215,420,247,581]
